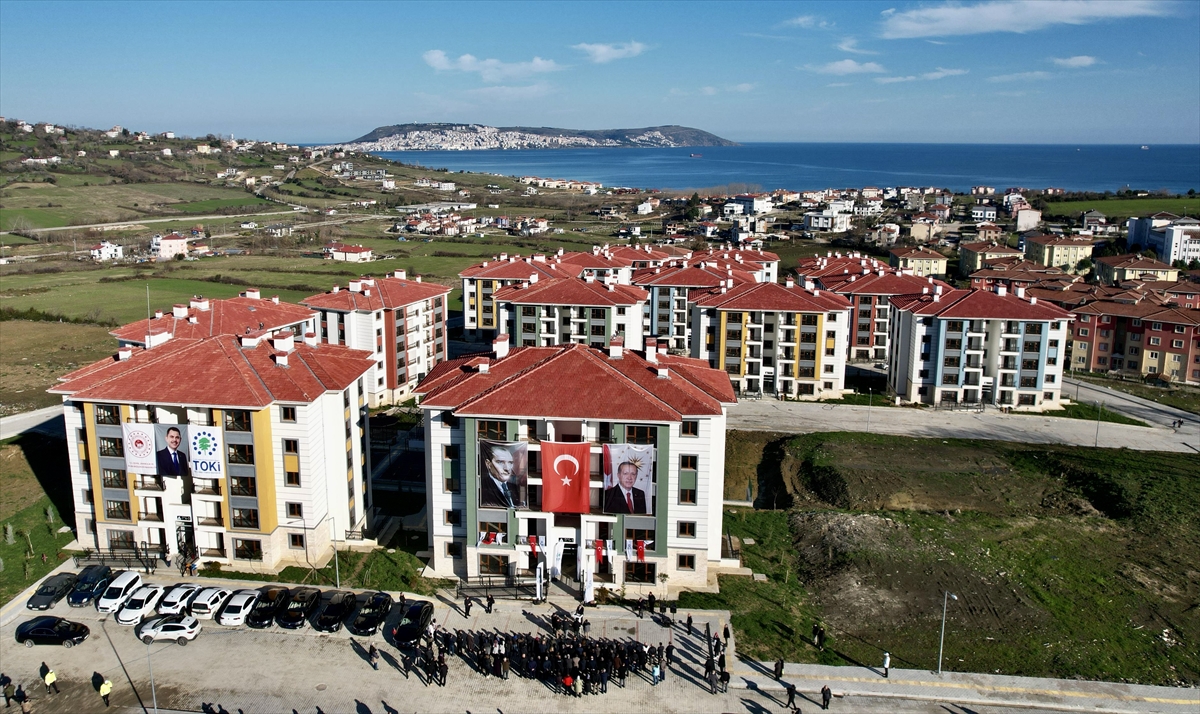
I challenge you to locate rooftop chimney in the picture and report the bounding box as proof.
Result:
[1016,286,1026,299]
[608,336,624,359]
[273,352,289,367]
[349,280,362,292]
[804,280,815,291]
[935,285,943,295]
[272,330,295,352]
[645,338,658,363]
[997,285,1008,297]
[304,331,318,347]
[173,304,188,319]
[785,277,795,288]
[530,273,539,284]
[478,362,489,374]
[657,367,670,379]
[394,269,407,281]
[117,347,132,361]
[415,276,421,283]
[493,334,509,359]
[244,288,261,300]
[331,285,340,293]
[189,296,210,311]
[271,295,279,304]
[154,310,164,319]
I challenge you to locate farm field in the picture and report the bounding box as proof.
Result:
[1040,196,1199,220]
[0,321,116,415]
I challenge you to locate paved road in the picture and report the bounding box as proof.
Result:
[1064,377,1195,428]
[727,400,1200,453]
[0,404,64,440]
[1,209,301,235]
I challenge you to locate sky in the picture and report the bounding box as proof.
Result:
[1,0,1198,144]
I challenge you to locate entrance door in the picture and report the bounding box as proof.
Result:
[560,543,578,583]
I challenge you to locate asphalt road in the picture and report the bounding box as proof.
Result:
[1063,377,1195,428]
[0,405,64,440]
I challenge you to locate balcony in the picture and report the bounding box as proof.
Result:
[200,547,226,558]
[193,480,221,496]
[138,511,164,522]
[197,516,224,527]
[135,476,164,492]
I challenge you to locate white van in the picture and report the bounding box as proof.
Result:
[96,571,143,613]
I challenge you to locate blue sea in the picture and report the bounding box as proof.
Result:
[373,143,1200,195]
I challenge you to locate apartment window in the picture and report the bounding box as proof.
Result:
[591,308,605,320]
[228,443,254,464]
[107,529,135,549]
[1148,351,1160,360]
[234,539,264,561]
[1173,340,1185,349]
[283,439,299,454]
[104,500,132,521]
[1077,328,1089,337]
[98,437,123,458]
[942,374,958,385]
[102,468,127,489]
[681,420,699,437]
[444,509,462,526]
[286,470,301,487]
[521,306,535,317]
[224,410,251,432]
[477,420,506,441]
[679,454,698,471]
[289,533,305,549]
[624,562,656,583]
[678,521,697,538]
[95,404,120,425]
[445,541,464,559]
[801,314,818,326]
[286,502,303,519]
[231,477,256,497]
[677,554,696,571]
[1020,376,1038,388]
[1025,323,1042,335]
[1148,337,1160,346]
[479,554,508,575]
[947,321,963,332]
[626,425,657,445]
[1152,322,1163,331]
[281,406,297,423]
[232,508,259,530]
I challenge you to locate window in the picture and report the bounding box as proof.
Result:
[679,454,698,470]
[232,508,259,529]
[1018,394,1037,406]
[443,509,462,526]
[445,541,464,558]
[598,422,615,444]
[234,539,263,560]
[477,420,506,441]
[286,470,301,487]
[624,562,657,583]
[942,374,958,385]
[98,437,123,458]
[678,521,697,538]
[231,477,256,497]
[283,439,299,454]
[104,500,131,521]
[102,468,127,489]
[1078,328,1089,337]
[228,443,254,464]
[625,425,657,445]
[107,529,135,549]
[947,321,963,332]
[95,405,120,425]
[479,554,508,575]
[281,406,297,423]
[286,502,303,518]
[224,410,251,432]
[1173,340,1185,349]
[1152,322,1163,331]
[289,533,305,549]
[677,554,696,571]
[681,420,699,437]
[444,474,461,494]
[479,520,507,536]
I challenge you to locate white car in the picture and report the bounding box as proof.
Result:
[136,614,201,645]
[158,584,201,615]
[115,585,165,626]
[96,571,143,614]
[189,587,232,620]
[216,589,259,627]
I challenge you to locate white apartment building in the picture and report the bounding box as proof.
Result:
[632,260,760,353]
[303,271,450,407]
[90,241,123,261]
[804,210,852,233]
[888,286,1071,410]
[417,341,737,595]
[494,275,648,351]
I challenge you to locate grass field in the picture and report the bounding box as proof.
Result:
[702,431,1200,685]
[0,182,279,229]
[1041,197,1199,220]
[1073,372,1200,415]
[1027,400,1148,426]
[0,321,116,415]
[0,434,76,607]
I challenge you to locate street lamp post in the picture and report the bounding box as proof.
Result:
[146,641,159,714]
[1094,400,1104,448]
[938,591,958,675]
[866,388,873,434]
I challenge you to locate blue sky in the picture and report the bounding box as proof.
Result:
[1,0,1197,144]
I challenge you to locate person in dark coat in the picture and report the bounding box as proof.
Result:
[774,657,785,680]
[686,613,694,636]
[464,597,472,617]
[785,683,797,709]
[821,684,832,710]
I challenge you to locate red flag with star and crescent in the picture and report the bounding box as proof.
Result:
[540,441,592,513]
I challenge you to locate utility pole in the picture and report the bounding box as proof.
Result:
[938,591,958,675]
[1094,400,1104,448]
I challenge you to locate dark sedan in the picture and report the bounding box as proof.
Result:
[392,600,433,647]
[275,587,320,629]
[67,564,112,608]
[15,616,90,648]
[347,591,394,637]
[246,586,289,629]
[26,573,78,611]
[313,591,356,633]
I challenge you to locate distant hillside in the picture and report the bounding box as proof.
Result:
[333,123,737,151]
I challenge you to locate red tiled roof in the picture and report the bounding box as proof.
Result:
[492,277,648,306]
[890,288,1072,320]
[795,254,890,280]
[302,275,450,312]
[819,271,952,296]
[960,240,1021,254]
[1073,300,1200,325]
[632,261,757,288]
[1024,235,1095,247]
[51,336,373,407]
[1096,254,1174,271]
[891,247,946,261]
[693,247,780,264]
[459,258,572,281]
[109,297,314,344]
[691,281,851,313]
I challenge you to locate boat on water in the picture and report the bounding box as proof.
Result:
[690,153,702,158]
[1141,145,1150,150]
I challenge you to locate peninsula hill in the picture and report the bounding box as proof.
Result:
[333,123,737,151]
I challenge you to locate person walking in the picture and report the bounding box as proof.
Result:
[464,597,472,618]
[821,684,832,710]
[2,675,14,708]
[723,623,731,645]
[501,656,510,680]
[42,664,58,694]
[707,668,719,695]
[100,678,113,707]
[647,592,656,614]
[817,626,826,651]
[651,661,660,686]
[785,682,796,709]
[438,661,448,688]
[882,651,890,679]
[486,594,495,614]
[774,657,784,680]
[686,614,694,636]
[368,644,379,671]
[812,622,820,646]
[636,597,644,619]
[665,642,675,668]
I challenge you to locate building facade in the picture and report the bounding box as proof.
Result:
[1070,300,1200,384]
[493,275,648,351]
[889,247,948,278]
[1023,235,1095,273]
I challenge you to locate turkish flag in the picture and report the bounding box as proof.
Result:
[530,535,538,559]
[540,441,592,513]
[594,539,604,565]
[636,539,646,563]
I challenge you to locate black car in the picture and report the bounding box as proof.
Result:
[347,591,394,637]
[275,587,320,629]
[15,616,90,648]
[313,591,356,633]
[67,565,112,608]
[392,600,433,647]
[246,586,289,629]
[26,573,77,611]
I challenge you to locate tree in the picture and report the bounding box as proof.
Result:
[1076,257,1093,273]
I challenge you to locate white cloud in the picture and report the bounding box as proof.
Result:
[465,83,553,101]
[731,83,755,93]
[880,0,1172,39]
[700,86,718,96]
[783,15,831,29]
[1052,55,1098,68]
[988,70,1054,82]
[422,50,561,82]
[806,59,886,75]
[571,41,646,64]
[827,82,852,87]
[837,37,879,55]
[875,67,968,84]
[881,8,896,17]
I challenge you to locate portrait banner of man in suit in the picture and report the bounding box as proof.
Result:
[154,424,190,478]
[478,440,527,510]
[601,444,654,515]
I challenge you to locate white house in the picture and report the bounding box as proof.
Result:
[155,233,189,261]
[89,241,123,261]
[804,210,852,233]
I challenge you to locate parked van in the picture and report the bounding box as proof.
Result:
[96,571,143,613]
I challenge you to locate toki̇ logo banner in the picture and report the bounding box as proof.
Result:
[188,426,225,478]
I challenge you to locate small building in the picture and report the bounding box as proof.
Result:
[1023,235,1095,273]
[889,247,948,278]
[326,244,374,263]
[156,233,189,261]
[89,241,123,261]
[1095,255,1180,285]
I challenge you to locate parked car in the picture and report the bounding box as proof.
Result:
[347,591,394,637]
[136,614,201,645]
[96,571,143,614]
[216,590,259,627]
[15,616,90,648]
[26,573,77,611]
[67,565,112,608]
[158,583,202,615]
[246,586,289,629]
[276,587,320,629]
[189,588,233,620]
[313,591,355,633]
[115,585,166,626]
[392,600,433,647]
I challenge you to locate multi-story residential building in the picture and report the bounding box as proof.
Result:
[416,340,737,594]
[976,222,1003,243]
[632,260,759,352]
[804,210,852,233]
[1141,223,1200,265]
[1069,299,1200,384]
[1095,255,1180,285]
[888,286,1072,409]
[461,254,571,340]
[816,270,952,363]
[692,247,780,283]
[889,247,948,278]
[690,278,851,399]
[303,271,450,406]
[958,240,1023,276]
[50,331,374,572]
[111,293,318,350]
[1023,235,1095,273]
[494,275,649,350]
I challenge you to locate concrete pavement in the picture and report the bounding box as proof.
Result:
[1064,377,1195,429]
[726,399,1199,453]
[0,404,64,440]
